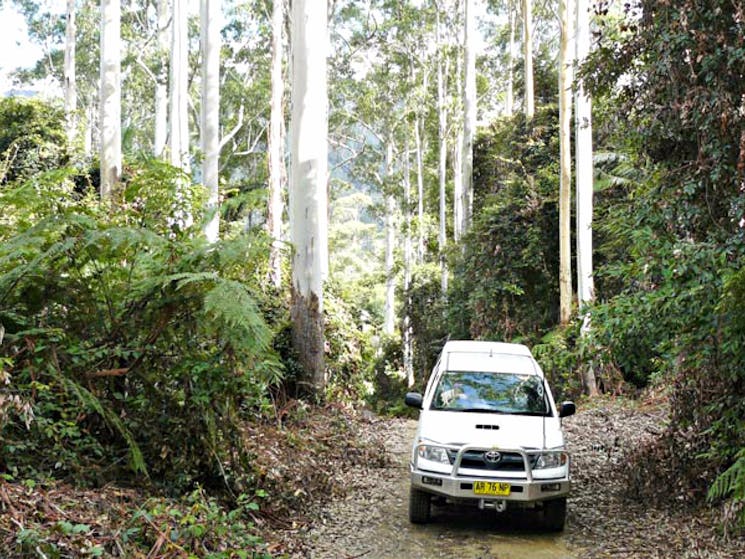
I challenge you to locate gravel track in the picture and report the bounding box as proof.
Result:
[280,400,745,559]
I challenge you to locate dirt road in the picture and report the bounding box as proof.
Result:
[288,402,745,559]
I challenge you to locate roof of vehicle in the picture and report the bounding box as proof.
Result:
[440,340,542,376]
[441,340,533,357]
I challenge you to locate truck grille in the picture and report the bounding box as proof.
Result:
[446,449,538,472]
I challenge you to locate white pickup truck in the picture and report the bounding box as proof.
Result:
[404,340,575,531]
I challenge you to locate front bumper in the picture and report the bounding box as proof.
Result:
[410,445,571,503]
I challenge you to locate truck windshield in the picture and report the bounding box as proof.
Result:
[430,371,550,415]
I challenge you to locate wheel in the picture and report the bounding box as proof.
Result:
[409,486,431,524]
[541,497,567,532]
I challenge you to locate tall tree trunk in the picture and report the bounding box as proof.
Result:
[575,0,599,396]
[201,0,221,243]
[64,0,76,145]
[522,0,534,119]
[384,140,396,336]
[436,7,449,294]
[415,69,428,263]
[505,1,515,116]
[170,0,189,172]
[290,0,328,398]
[100,0,121,198]
[154,0,169,158]
[462,0,476,234]
[403,132,414,387]
[558,0,574,324]
[268,0,285,288]
[453,50,464,243]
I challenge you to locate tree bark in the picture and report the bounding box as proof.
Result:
[462,0,476,234]
[436,7,449,294]
[170,0,189,172]
[384,141,396,336]
[505,2,515,116]
[558,0,574,324]
[522,0,534,119]
[201,0,221,243]
[290,0,328,398]
[403,132,414,387]
[100,0,121,199]
[268,0,286,288]
[575,0,599,397]
[64,0,76,145]
[154,0,169,158]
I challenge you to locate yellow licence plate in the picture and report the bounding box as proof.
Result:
[473,481,511,496]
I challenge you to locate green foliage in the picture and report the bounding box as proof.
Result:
[0,97,70,183]
[408,262,449,387]
[575,0,745,524]
[0,161,283,491]
[449,107,561,344]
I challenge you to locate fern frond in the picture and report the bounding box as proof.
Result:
[48,365,148,476]
[203,279,272,358]
[709,449,745,501]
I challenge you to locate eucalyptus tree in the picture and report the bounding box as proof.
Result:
[522,0,534,118]
[558,0,574,324]
[64,0,76,144]
[170,0,189,171]
[574,0,598,395]
[201,0,221,242]
[505,0,516,115]
[290,0,329,396]
[435,1,449,293]
[100,0,121,197]
[575,0,593,309]
[267,0,285,288]
[461,0,476,234]
[154,0,169,158]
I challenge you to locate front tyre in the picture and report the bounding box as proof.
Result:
[541,497,567,532]
[409,486,431,524]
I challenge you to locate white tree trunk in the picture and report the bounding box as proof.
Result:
[64,0,76,145]
[154,0,169,158]
[290,0,328,397]
[415,69,428,263]
[268,0,285,288]
[384,141,396,336]
[575,0,594,308]
[170,0,190,172]
[201,0,221,243]
[100,0,121,198]
[437,8,449,294]
[559,0,574,324]
[505,2,515,116]
[403,132,414,387]
[453,50,464,243]
[575,0,599,396]
[462,0,476,233]
[522,0,534,119]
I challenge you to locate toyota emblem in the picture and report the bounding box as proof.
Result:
[484,450,502,464]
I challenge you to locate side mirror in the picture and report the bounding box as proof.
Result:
[405,392,424,410]
[559,401,576,418]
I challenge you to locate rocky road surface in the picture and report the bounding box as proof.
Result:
[282,400,745,559]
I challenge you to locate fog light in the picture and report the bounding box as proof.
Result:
[422,476,443,486]
[541,483,561,492]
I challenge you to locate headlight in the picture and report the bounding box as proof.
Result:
[534,451,568,469]
[417,444,451,464]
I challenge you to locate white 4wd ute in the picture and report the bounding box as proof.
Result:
[404,340,576,531]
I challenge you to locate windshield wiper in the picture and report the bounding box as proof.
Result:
[457,407,508,414]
